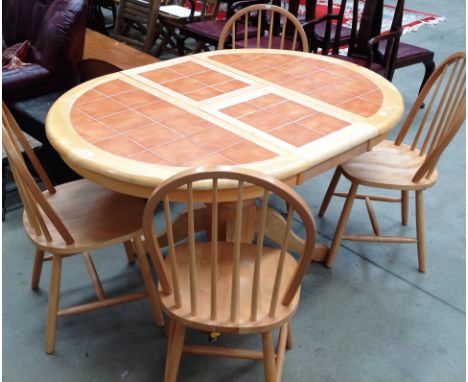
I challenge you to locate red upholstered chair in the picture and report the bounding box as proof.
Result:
[2,0,87,102]
[177,0,269,54]
[379,39,435,93]
[299,0,351,54]
[328,0,405,80]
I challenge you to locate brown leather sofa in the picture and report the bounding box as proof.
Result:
[2,0,87,102]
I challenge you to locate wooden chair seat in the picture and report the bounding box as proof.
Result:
[341,140,437,191]
[161,241,300,333]
[24,179,145,254]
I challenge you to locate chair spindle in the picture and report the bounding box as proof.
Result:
[250,189,269,321]
[230,180,244,322]
[164,195,182,308]
[210,178,219,321]
[269,205,293,318]
[187,182,198,316]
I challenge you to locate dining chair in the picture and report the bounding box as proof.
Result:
[2,104,164,354]
[300,0,350,55]
[142,167,316,381]
[325,0,405,80]
[379,39,435,95]
[218,4,309,52]
[178,0,269,55]
[114,0,162,52]
[318,51,466,272]
[154,0,221,57]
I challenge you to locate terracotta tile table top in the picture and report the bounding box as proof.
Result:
[47,49,404,197]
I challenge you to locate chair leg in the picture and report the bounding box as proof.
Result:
[415,190,426,273]
[419,59,436,108]
[164,322,186,382]
[31,249,45,290]
[45,255,62,354]
[286,321,293,350]
[419,59,436,94]
[275,324,288,382]
[262,332,277,382]
[123,240,136,264]
[401,190,409,226]
[134,235,165,327]
[326,182,359,268]
[319,167,342,217]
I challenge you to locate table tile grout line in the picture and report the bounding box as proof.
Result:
[268,204,466,316]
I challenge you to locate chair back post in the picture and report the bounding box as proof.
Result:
[349,0,382,58]
[2,103,55,194]
[380,0,404,79]
[142,167,316,324]
[2,127,75,245]
[392,52,466,182]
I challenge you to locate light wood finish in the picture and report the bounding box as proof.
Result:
[47,50,403,199]
[183,345,264,360]
[83,29,158,70]
[2,104,164,354]
[114,0,162,52]
[218,4,309,52]
[143,167,316,381]
[46,49,403,266]
[319,52,466,272]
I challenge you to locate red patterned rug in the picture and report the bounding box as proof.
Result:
[306,0,447,34]
[207,1,446,34]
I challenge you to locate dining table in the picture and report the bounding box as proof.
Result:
[46,49,404,261]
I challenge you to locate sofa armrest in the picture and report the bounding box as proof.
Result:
[2,63,51,98]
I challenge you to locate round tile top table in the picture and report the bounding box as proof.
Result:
[46,49,404,199]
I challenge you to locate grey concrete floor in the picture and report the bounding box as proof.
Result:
[2,0,465,381]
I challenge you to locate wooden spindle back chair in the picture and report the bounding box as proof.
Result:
[143,167,316,382]
[318,51,466,272]
[114,0,162,52]
[395,52,466,182]
[2,104,164,354]
[218,4,309,52]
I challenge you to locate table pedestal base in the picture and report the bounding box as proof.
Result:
[156,204,329,263]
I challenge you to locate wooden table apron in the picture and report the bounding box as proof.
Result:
[46,49,404,260]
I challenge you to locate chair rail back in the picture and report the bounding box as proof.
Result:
[342,0,404,79]
[2,116,74,245]
[143,167,316,323]
[394,52,466,182]
[218,4,309,52]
